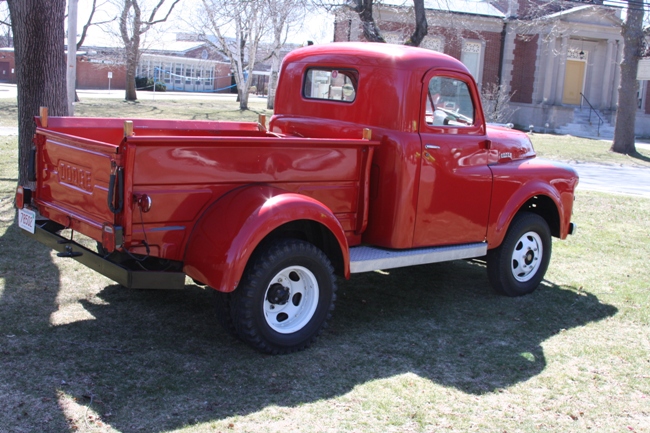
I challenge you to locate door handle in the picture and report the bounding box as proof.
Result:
[425,144,440,150]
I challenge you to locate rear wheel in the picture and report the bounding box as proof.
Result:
[487,212,552,297]
[230,239,337,354]
[213,291,237,337]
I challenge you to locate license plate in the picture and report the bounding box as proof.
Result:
[18,208,36,234]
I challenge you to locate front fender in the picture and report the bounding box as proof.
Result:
[183,185,349,292]
[488,159,578,248]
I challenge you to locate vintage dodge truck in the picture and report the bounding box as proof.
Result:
[15,42,578,354]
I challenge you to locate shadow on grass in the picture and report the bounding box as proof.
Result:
[0,254,617,431]
[630,150,650,164]
[0,222,69,431]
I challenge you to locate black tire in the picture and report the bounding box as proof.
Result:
[487,212,552,297]
[213,290,238,337]
[230,239,337,354]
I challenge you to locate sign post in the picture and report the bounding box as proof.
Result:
[108,71,113,91]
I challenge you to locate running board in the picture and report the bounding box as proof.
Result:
[349,243,487,273]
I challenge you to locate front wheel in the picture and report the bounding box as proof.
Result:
[230,239,337,354]
[487,212,552,297]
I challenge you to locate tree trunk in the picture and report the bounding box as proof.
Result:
[239,88,250,111]
[405,0,428,47]
[124,49,139,101]
[267,51,280,110]
[352,0,385,43]
[611,4,644,155]
[7,0,68,187]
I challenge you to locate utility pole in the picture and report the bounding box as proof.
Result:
[67,0,78,115]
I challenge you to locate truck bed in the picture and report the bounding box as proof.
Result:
[32,116,377,261]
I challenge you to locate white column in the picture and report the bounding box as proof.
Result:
[542,36,556,104]
[554,36,569,104]
[601,39,615,110]
[612,40,623,109]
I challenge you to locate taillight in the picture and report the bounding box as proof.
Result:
[101,224,116,253]
[15,186,24,209]
[15,186,31,209]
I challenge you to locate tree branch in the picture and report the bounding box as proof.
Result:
[143,0,181,28]
[77,0,97,49]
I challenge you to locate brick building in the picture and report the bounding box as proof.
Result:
[334,0,650,137]
[0,36,261,95]
[0,48,15,83]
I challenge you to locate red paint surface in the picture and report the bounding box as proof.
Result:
[27,43,577,291]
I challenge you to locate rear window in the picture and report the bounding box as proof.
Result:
[303,68,358,102]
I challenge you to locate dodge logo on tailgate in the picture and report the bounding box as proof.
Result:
[58,161,92,192]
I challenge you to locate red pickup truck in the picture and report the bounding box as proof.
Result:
[15,42,578,354]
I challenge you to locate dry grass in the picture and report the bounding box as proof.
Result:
[0,99,649,432]
[531,133,650,168]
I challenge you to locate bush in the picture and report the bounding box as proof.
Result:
[135,76,166,92]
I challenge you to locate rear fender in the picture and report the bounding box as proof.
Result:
[183,185,349,293]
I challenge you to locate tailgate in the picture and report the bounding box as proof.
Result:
[33,126,125,242]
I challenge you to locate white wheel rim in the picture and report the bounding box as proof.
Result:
[510,231,543,282]
[263,265,319,334]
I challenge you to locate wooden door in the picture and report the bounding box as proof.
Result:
[562,60,586,105]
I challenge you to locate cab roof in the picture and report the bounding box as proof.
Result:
[283,42,471,76]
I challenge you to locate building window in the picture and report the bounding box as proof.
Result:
[461,41,482,81]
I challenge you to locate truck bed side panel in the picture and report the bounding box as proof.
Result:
[126,136,374,259]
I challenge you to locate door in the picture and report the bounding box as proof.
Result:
[414,72,492,247]
[562,60,586,105]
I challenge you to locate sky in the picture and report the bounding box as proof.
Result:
[74,1,335,49]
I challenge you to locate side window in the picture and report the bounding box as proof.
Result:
[303,68,357,102]
[425,76,475,127]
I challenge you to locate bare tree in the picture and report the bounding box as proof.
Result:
[317,0,428,46]
[7,0,68,186]
[481,82,517,124]
[349,0,386,42]
[267,0,307,109]
[77,0,116,50]
[611,2,645,155]
[197,0,269,110]
[118,0,181,101]
[0,1,11,47]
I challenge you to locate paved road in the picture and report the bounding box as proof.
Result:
[571,162,650,198]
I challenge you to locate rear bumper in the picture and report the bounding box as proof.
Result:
[23,220,186,290]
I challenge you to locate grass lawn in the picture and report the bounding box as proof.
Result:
[0,98,648,432]
[531,133,650,168]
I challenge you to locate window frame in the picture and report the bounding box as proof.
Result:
[421,70,485,136]
[302,67,359,104]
